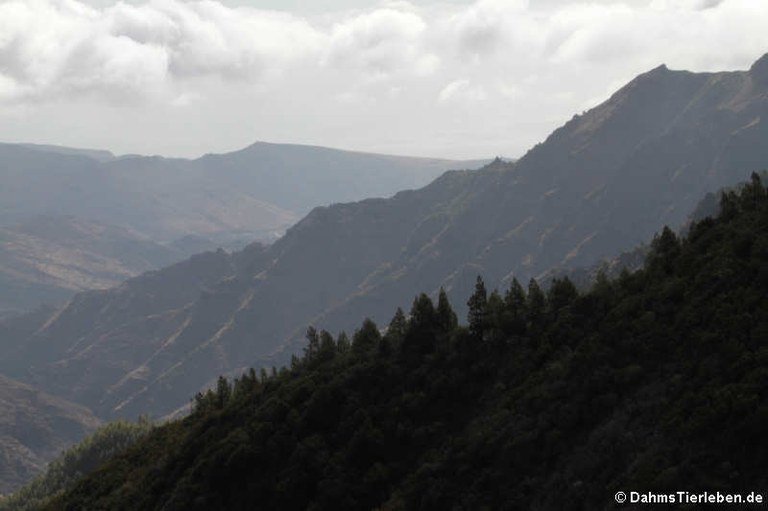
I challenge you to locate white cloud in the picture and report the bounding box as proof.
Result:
[324,7,438,78]
[0,0,323,102]
[438,79,486,103]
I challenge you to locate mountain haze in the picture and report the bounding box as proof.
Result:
[0,142,478,314]
[0,216,188,318]
[2,55,768,420]
[0,142,481,242]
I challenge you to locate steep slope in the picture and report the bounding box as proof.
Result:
[0,247,248,417]
[0,216,187,317]
[43,175,768,510]
[3,55,768,420]
[0,375,100,495]
[318,56,768,329]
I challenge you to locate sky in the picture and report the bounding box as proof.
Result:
[0,0,765,160]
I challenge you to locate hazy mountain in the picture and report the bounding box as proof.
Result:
[2,55,768,420]
[15,144,116,163]
[0,143,479,314]
[0,216,189,318]
[0,375,100,495]
[0,142,483,242]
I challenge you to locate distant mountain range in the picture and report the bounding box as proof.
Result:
[0,142,483,315]
[1,54,767,423]
[0,141,485,242]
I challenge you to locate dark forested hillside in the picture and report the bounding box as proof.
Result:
[0,376,100,495]
[2,56,767,421]
[0,419,152,511]
[46,174,768,510]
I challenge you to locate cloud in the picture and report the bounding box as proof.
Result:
[439,0,533,59]
[324,7,438,78]
[0,0,766,160]
[0,0,323,102]
[438,79,487,103]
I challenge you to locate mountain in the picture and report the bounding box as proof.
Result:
[40,175,768,510]
[2,55,768,420]
[15,144,116,163]
[0,375,100,495]
[0,216,190,318]
[0,143,479,315]
[0,141,483,243]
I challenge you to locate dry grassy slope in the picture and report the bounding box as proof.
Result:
[0,216,186,316]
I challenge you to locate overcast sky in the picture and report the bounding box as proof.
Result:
[0,0,765,160]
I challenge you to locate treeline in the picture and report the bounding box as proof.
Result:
[45,173,768,510]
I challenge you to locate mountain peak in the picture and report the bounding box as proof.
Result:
[749,53,768,86]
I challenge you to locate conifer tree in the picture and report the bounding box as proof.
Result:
[304,326,320,360]
[436,288,458,333]
[467,276,488,340]
[318,330,336,361]
[353,318,381,354]
[649,226,680,274]
[547,277,578,312]
[527,278,545,327]
[385,308,408,344]
[336,331,351,353]
[504,277,527,334]
[410,294,437,334]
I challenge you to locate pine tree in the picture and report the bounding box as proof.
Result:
[318,330,336,361]
[353,318,381,354]
[410,293,437,334]
[648,226,680,275]
[385,308,408,344]
[467,276,488,341]
[405,294,438,356]
[527,278,545,327]
[504,277,527,334]
[547,277,578,312]
[336,331,351,353]
[215,376,231,408]
[304,326,320,360]
[436,288,458,333]
[486,289,505,345]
